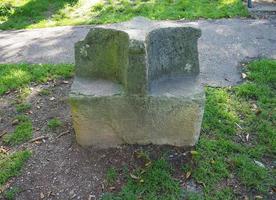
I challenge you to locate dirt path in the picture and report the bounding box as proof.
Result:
[0,18,276,87]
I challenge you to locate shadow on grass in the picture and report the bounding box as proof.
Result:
[0,0,78,30]
[89,0,248,24]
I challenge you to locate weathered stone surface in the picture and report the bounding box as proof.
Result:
[70,76,204,147]
[70,17,205,148]
[75,28,129,83]
[146,27,201,82]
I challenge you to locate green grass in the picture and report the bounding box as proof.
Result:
[15,103,31,113]
[106,167,118,185]
[47,118,62,129]
[0,150,31,187]
[193,59,276,198]
[0,63,74,95]
[104,59,276,199]
[0,0,249,30]
[103,159,182,200]
[3,115,33,146]
[3,187,21,200]
[38,88,51,96]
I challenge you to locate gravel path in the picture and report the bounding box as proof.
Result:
[0,18,275,87]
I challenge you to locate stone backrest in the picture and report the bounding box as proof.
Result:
[75,18,201,95]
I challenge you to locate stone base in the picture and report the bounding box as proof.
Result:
[69,76,205,148]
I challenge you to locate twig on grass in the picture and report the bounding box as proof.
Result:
[29,136,48,143]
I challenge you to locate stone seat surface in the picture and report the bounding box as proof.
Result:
[71,78,123,97]
[71,75,203,98]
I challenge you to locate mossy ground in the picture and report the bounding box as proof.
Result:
[0,0,248,30]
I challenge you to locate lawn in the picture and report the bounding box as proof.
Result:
[0,59,275,199]
[0,63,74,95]
[0,0,249,30]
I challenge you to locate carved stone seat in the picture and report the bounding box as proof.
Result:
[69,17,205,148]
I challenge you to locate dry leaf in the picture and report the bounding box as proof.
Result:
[40,192,45,199]
[197,181,206,188]
[47,191,54,197]
[241,73,247,79]
[130,174,139,180]
[12,119,19,125]
[246,134,249,141]
[190,150,199,155]
[109,187,116,191]
[255,195,263,199]
[254,160,265,168]
[145,161,152,167]
[0,146,8,154]
[186,171,191,179]
[252,103,258,110]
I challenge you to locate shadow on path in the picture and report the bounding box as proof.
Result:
[0,0,78,30]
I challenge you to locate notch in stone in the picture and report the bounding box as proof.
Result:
[74,22,201,96]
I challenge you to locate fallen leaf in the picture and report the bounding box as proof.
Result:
[130,174,139,180]
[252,103,258,110]
[197,181,206,188]
[255,195,263,199]
[109,186,116,191]
[12,119,19,125]
[145,161,152,167]
[34,141,42,145]
[0,146,8,154]
[246,134,249,141]
[40,192,45,199]
[47,191,54,197]
[190,150,199,155]
[241,73,247,79]
[254,160,265,168]
[186,171,191,179]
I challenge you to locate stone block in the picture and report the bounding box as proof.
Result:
[70,17,205,148]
